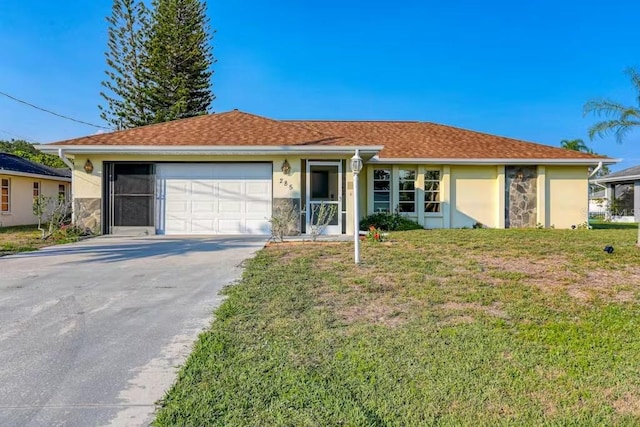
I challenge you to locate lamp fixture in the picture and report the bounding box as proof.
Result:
[281,159,291,175]
[350,152,363,175]
[84,159,94,174]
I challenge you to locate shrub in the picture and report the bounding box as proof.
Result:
[360,212,423,231]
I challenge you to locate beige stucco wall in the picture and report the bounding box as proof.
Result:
[68,154,592,233]
[450,166,499,228]
[344,159,367,235]
[70,153,355,234]
[545,166,589,228]
[71,154,353,200]
[0,174,69,227]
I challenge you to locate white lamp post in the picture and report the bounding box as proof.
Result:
[351,150,363,264]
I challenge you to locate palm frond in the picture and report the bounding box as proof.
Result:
[625,67,640,105]
[588,119,640,143]
[584,99,632,117]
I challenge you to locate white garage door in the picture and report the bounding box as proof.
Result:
[156,163,272,235]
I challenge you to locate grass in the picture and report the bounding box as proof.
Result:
[0,224,79,256]
[590,219,639,230]
[154,229,640,426]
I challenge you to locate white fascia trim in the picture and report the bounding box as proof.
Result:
[593,174,640,183]
[37,145,384,156]
[369,157,620,166]
[0,169,71,182]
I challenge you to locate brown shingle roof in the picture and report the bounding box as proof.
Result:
[289,120,605,160]
[51,110,356,147]
[50,110,607,161]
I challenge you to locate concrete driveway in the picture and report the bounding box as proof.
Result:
[0,236,266,427]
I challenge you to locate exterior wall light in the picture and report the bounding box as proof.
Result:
[281,159,291,175]
[84,159,94,174]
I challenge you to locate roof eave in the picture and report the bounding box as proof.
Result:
[593,174,640,183]
[37,145,384,156]
[0,169,71,182]
[369,157,619,166]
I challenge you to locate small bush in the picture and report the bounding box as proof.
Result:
[360,212,423,231]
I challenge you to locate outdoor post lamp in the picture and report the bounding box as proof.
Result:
[351,150,363,264]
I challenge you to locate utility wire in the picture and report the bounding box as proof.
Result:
[0,128,40,143]
[0,90,111,130]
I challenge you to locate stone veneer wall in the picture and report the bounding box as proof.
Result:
[505,166,537,228]
[272,198,301,236]
[75,198,101,232]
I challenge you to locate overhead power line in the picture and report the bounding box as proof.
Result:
[0,128,40,143]
[0,90,111,130]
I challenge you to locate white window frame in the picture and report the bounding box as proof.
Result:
[33,181,41,199]
[1,178,10,213]
[397,168,417,214]
[58,184,67,201]
[372,168,391,213]
[424,169,442,216]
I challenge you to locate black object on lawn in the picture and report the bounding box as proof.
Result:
[604,245,614,254]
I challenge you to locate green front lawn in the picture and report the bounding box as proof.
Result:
[155,229,640,426]
[0,224,79,256]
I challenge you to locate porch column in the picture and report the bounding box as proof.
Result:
[537,166,547,227]
[605,184,614,219]
[497,165,505,228]
[635,180,640,222]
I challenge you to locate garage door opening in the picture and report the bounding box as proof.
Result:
[156,163,272,235]
[103,163,155,235]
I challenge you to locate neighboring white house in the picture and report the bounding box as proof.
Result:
[0,153,71,227]
[591,165,640,222]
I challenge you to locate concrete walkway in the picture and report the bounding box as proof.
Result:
[0,236,266,427]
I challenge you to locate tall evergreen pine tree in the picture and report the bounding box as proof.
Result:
[145,0,215,122]
[100,0,151,129]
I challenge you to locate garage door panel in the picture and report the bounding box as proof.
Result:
[165,216,188,233]
[157,163,271,235]
[219,182,242,198]
[246,181,269,195]
[191,181,215,196]
[166,200,188,214]
[191,220,216,234]
[246,200,270,217]
[166,181,190,198]
[246,219,271,234]
[219,200,243,214]
[192,201,216,214]
[218,219,243,234]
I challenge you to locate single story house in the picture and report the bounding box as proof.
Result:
[39,110,614,236]
[591,165,640,222]
[0,153,71,227]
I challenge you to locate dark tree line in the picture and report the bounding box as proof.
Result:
[0,140,67,169]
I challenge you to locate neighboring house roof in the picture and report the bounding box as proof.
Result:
[594,165,640,183]
[44,110,612,163]
[0,152,71,180]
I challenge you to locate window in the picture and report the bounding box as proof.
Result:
[33,182,40,198]
[398,169,416,213]
[58,184,66,201]
[424,170,441,214]
[1,178,10,212]
[373,169,391,213]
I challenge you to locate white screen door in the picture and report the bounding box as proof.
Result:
[306,161,342,235]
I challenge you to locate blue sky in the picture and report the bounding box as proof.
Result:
[1,0,639,170]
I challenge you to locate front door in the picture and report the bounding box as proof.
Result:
[306,162,342,235]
